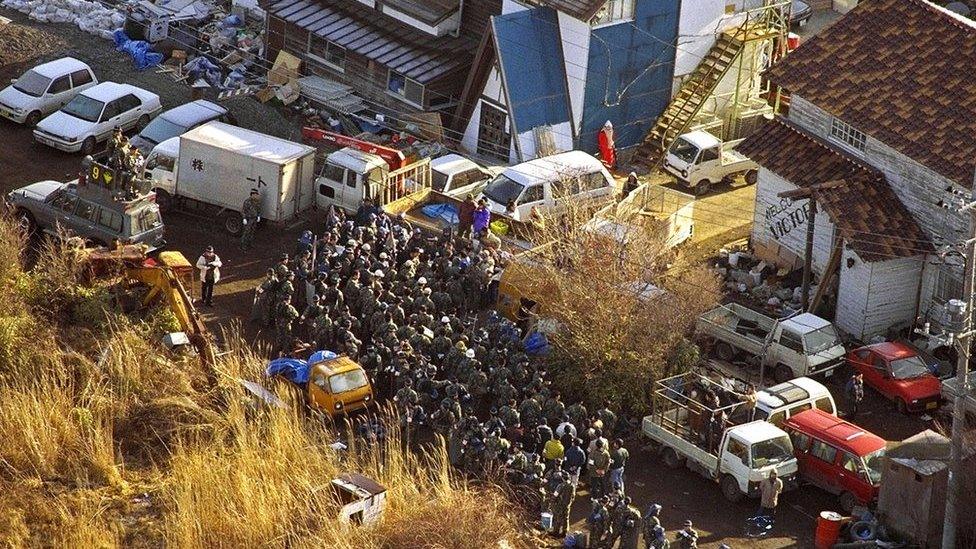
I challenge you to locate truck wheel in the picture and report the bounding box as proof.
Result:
[16,209,36,236]
[661,447,684,469]
[839,492,858,514]
[154,189,173,213]
[137,114,150,130]
[773,363,793,384]
[714,342,736,362]
[223,212,243,236]
[80,136,96,155]
[721,474,744,503]
[744,169,758,185]
[695,180,712,196]
[25,110,41,127]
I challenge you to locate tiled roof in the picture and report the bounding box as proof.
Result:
[520,0,606,21]
[765,0,976,188]
[739,118,933,262]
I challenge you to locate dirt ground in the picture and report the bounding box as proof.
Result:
[0,10,940,548]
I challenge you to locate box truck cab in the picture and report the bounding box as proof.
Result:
[663,130,758,196]
[783,409,886,512]
[480,151,615,223]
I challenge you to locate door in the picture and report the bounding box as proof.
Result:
[862,352,888,396]
[317,163,346,210]
[514,183,545,220]
[477,102,510,161]
[74,199,100,237]
[698,146,721,182]
[720,435,751,492]
[98,99,122,140]
[116,94,142,130]
[806,439,841,494]
[45,74,73,114]
[837,451,870,503]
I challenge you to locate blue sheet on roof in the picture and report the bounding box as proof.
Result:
[492,7,571,134]
[308,350,338,363]
[266,358,310,385]
[421,203,459,225]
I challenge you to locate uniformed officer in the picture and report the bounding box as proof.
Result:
[241,189,261,252]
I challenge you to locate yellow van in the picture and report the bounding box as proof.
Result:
[307,355,374,416]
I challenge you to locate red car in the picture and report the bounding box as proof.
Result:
[846,342,942,413]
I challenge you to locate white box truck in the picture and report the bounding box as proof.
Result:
[145,122,317,235]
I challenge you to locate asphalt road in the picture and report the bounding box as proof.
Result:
[0,9,941,548]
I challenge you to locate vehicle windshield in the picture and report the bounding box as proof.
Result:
[61,94,104,123]
[128,205,162,235]
[803,325,842,354]
[138,117,187,146]
[670,138,700,164]
[751,435,794,467]
[482,174,525,206]
[329,369,369,393]
[862,448,885,485]
[13,70,52,97]
[431,170,449,192]
[889,355,930,379]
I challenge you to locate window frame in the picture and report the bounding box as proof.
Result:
[810,439,838,465]
[97,208,123,233]
[387,70,425,108]
[591,0,636,27]
[307,34,346,72]
[70,69,93,88]
[829,117,867,152]
[48,75,71,94]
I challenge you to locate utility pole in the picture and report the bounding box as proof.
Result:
[941,176,976,549]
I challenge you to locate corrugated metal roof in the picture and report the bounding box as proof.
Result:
[267,0,473,84]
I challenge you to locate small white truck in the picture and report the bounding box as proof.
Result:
[696,303,847,384]
[144,122,317,235]
[663,130,758,196]
[584,183,695,250]
[643,373,799,502]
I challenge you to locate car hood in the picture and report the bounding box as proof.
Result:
[14,180,63,201]
[0,85,33,109]
[129,135,156,154]
[892,374,942,400]
[36,110,90,138]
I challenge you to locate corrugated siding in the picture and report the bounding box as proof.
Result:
[836,249,923,340]
[751,168,836,272]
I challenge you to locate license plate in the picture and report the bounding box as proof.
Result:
[0,108,12,120]
[926,401,938,410]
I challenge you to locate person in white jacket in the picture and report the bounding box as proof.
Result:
[196,246,222,306]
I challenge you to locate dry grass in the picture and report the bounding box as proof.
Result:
[0,215,527,548]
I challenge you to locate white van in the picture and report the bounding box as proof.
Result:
[749,377,837,428]
[479,151,615,222]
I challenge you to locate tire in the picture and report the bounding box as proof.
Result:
[17,209,36,236]
[721,474,743,503]
[896,399,908,414]
[137,114,150,130]
[154,189,173,213]
[839,491,858,514]
[223,211,244,236]
[773,363,793,384]
[714,342,736,362]
[80,136,96,155]
[661,447,684,469]
[745,169,758,185]
[25,110,42,127]
[695,179,712,196]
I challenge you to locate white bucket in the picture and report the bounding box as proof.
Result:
[541,511,553,531]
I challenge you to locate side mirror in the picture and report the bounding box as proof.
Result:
[10,78,17,85]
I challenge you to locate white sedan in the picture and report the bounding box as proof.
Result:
[33,81,162,154]
[0,57,97,127]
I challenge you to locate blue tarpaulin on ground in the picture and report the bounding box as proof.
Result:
[266,357,310,385]
[112,30,163,70]
[421,203,459,225]
[523,331,550,355]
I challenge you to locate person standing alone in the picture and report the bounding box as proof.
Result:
[845,372,864,416]
[196,246,222,307]
[759,469,783,518]
[241,189,262,252]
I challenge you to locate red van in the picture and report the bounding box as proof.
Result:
[782,409,886,512]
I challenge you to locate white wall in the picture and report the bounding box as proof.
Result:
[836,249,924,340]
[557,10,590,139]
[501,0,530,14]
[460,65,511,157]
[675,0,765,84]
[514,120,574,162]
[751,168,836,272]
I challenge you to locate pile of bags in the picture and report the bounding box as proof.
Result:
[0,0,125,40]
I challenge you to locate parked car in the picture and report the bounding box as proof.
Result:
[663,130,758,196]
[791,0,813,27]
[846,342,942,413]
[128,99,233,154]
[0,57,97,127]
[7,179,165,251]
[430,154,498,198]
[783,409,886,512]
[731,376,837,428]
[33,81,162,154]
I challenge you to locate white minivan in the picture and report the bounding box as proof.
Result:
[33,82,162,154]
[0,57,98,127]
[479,151,615,222]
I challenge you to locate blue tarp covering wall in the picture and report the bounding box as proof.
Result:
[579,0,680,151]
[492,7,572,139]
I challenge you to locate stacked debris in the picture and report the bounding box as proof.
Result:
[1,0,124,39]
[712,246,816,318]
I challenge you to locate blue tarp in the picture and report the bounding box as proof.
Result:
[308,350,338,363]
[421,203,459,225]
[266,358,310,385]
[523,331,550,356]
[112,30,163,70]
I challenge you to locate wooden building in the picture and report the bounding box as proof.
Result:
[263,0,501,117]
[740,0,976,340]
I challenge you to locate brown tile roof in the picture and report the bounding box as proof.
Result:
[765,0,976,188]
[520,0,606,21]
[739,118,933,262]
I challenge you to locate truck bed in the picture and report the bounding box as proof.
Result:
[697,303,775,354]
[642,410,719,474]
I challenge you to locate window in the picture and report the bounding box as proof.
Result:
[934,264,964,304]
[70,69,93,87]
[100,100,121,122]
[699,147,720,163]
[791,431,811,452]
[829,118,866,152]
[840,452,860,473]
[58,194,78,213]
[76,200,99,222]
[345,170,357,188]
[147,153,175,172]
[319,184,335,198]
[321,164,345,183]
[520,184,545,204]
[307,35,346,71]
[387,71,424,107]
[591,0,635,25]
[810,439,838,464]
[130,207,161,235]
[814,397,835,414]
[727,437,749,464]
[48,75,71,94]
[329,369,369,393]
[788,403,812,417]
[853,348,871,362]
[98,208,123,232]
[118,94,141,113]
[583,172,609,191]
[768,411,785,427]
[780,329,804,352]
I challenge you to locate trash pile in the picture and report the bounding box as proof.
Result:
[713,246,813,317]
[1,0,124,39]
